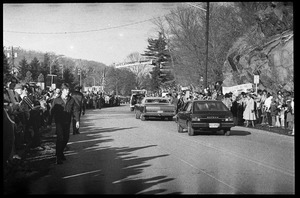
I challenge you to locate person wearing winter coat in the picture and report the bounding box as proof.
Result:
[270,99,279,127]
[71,85,84,135]
[243,93,256,127]
[230,95,238,126]
[48,83,80,164]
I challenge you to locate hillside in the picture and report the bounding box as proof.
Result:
[3,47,108,71]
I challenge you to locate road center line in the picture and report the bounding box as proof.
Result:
[62,170,101,179]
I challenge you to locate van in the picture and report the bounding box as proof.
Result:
[129,93,145,111]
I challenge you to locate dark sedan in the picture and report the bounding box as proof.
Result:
[176,100,234,136]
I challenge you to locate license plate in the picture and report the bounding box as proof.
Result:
[157,111,163,113]
[209,123,220,128]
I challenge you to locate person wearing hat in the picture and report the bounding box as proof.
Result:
[71,85,84,135]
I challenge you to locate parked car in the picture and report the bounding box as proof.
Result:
[135,97,176,121]
[176,100,234,136]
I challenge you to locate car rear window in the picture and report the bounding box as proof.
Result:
[194,102,228,111]
[145,99,169,104]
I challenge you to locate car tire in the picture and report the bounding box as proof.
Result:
[141,115,146,121]
[224,130,230,136]
[130,107,134,111]
[188,121,195,136]
[177,122,183,133]
[168,117,173,121]
[135,111,141,119]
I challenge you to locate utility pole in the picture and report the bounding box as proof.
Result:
[60,64,64,80]
[12,47,15,75]
[205,2,209,89]
[7,46,18,75]
[78,68,81,86]
[48,55,63,88]
[186,2,209,89]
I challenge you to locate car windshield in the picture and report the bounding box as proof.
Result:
[145,99,169,104]
[194,102,228,111]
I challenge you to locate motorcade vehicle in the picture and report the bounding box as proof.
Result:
[134,97,176,121]
[129,89,147,111]
[118,95,128,104]
[176,100,234,136]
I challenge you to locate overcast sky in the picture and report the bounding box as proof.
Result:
[3,3,181,65]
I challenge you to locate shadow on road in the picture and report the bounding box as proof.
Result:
[188,130,251,136]
[228,130,251,136]
[6,121,180,194]
[59,126,178,194]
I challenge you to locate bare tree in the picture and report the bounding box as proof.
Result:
[125,52,149,89]
[163,5,207,88]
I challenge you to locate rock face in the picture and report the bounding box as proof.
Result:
[223,3,293,93]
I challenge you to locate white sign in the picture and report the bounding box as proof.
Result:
[51,83,56,89]
[222,83,253,95]
[37,82,45,90]
[254,75,259,84]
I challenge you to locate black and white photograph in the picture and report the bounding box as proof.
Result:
[3,2,294,194]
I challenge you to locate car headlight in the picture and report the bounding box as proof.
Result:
[225,117,233,121]
[192,117,201,121]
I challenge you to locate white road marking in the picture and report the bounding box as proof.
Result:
[62,170,101,179]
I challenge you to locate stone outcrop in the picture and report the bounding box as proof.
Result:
[222,2,293,93]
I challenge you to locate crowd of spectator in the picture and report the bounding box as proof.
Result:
[3,76,294,167]
[3,76,126,166]
[160,85,294,136]
[83,91,121,110]
[4,77,53,163]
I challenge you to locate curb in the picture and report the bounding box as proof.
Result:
[232,126,294,138]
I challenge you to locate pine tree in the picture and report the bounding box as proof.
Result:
[143,32,174,92]
[37,73,44,83]
[18,57,29,81]
[62,67,75,88]
[3,51,11,84]
[24,71,33,83]
[30,57,40,82]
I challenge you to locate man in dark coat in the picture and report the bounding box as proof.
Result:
[71,85,84,135]
[48,83,80,164]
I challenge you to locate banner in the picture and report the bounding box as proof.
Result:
[222,83,253,95]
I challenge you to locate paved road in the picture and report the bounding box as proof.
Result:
[28,104,294,194]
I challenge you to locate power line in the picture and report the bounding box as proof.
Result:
[4,4,199,35]
[4,14,167,35]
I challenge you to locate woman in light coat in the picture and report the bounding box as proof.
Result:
[243,93,256,127]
